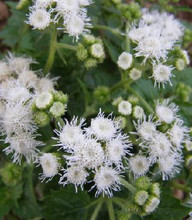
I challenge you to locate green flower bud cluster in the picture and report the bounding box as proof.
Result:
[0,163,22,186]
[171,47,190,71]
[176,82,192,102]
[131,176,161,216]
[33,91,68,127]
[94,86,110,103]
[76,35,105,69]
[183,29,192,48]
[117,2,141,21]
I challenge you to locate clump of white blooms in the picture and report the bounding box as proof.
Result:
[129,9,184,64]
[27,0,93,40]
[54,110,132,197]
[117,52,133,70]
[0,54,56,164]
[131,99,189,180]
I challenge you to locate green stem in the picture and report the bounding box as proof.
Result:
[57,43,77,51]
[120,178,136,193]
[110,78,133,93]
[92,25,122,37]
[90,200,104,220]
[127,87,154,114]
[44,27,57,75]
[125,22,130,52]
[106,199,115,220]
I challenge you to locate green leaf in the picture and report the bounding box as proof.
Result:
[13,165,41,219]
[0,183,22,219]
[42,187,90,220]
[104,39,120,63]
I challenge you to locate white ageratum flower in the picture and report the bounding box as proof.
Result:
[86,111,119,141]
[2,101,37,136]
[4,132,42,164]
[18,70,38,89]
[106,135,132,166]
[117,52,133,70]
[158,153,182,180]
[90,43,105,59]
[155,99,179,124]
[129,68,142,81]
[152,63,173,87]
[0,101,6,118]
[55,0,79,15]
[59,165,89,191]
[168,120,189,147]
[129,155,151,178]
[28,8,51,30]
[54,117,85,152]
[39,153,60,181]
[36,76,56,93]
[147,132,173,160]
[133,106,144,119]
[133,115,159,142]
[35,92,53,109]
[4,85,31,103]
[65,13,91,40]
[7,54,34,73]
[134,35,173,63]
[93,166,121,197]
[72,138,105,169]
[118,100,132,116]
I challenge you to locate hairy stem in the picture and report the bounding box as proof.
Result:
[93,25,122,37]
[43,27,57,75]
[106,199,116,220]
[57,43,77,51]
[120,178,136,193]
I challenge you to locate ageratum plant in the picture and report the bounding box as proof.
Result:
[0,0,192,219]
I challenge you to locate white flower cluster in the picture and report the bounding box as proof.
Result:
[131,99,189,180]
[54,111,132,197]
[27,0,93,40]
[128,9,190,88]
[0,54,56,163]
[129,9,184,63]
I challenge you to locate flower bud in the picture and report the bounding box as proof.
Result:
[49,102,66,118]
[83,34,96,45]
[118,100,132,115]
[94,86,110,103]
[149,183,160,197]
[143,196,160,214]
[115,116,127,129]
[135,190,149,206]
[128,95,139,105]
[53,91,68,104]
[112,97,123,106]
[175,58,185,71]
[90,43,105,59]
[185,155,192,169]
[77,44,88,61]
[135,176,151,191]
[129,68,142,80]
[34,111,50,127]
[84,58,98,69]
[35,92,53,109]
[0,163,22,186]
